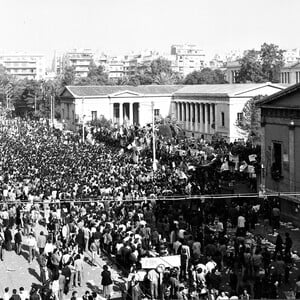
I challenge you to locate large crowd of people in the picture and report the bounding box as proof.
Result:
[0,118,297,300]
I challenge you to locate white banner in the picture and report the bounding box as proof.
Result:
[141,255,181,269]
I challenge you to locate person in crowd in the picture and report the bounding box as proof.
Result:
[14,228,22,255]
[101,265,113,300]
[27,233,37,263]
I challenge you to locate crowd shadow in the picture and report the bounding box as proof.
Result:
[28,267,41,282]
[86,282,102,294]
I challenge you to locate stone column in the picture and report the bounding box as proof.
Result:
[195,103,199,133]
[119,102,123,125]
[289,122,295,192]
[210,104,214,135]
[185,103,189,131]
[131,102,135,125]
[110,102,114,124]
[199,103,203,134]
[190,102,194,133]
[205,103,209,134]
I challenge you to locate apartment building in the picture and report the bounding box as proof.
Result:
[0,53,46,80]
[62,49,94,77]
[171,44,205,76]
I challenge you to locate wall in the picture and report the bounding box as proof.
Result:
[215,101,230,138]
[263,121,290,193]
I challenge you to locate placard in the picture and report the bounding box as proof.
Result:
[141,255,181,269]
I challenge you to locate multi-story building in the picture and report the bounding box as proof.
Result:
[0,53,46,80]
[62,49,94,77]
[283,48,300,65]
[170,44,205,76]
[107,57,125,80]
[280,62,300,85]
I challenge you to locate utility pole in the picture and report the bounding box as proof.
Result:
[82,97,85,143]
[34,95,37,114]
[152,101,157,172]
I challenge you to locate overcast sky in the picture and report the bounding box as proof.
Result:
[0,0,299,57]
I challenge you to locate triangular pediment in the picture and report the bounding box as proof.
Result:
[110,90,141,97]
[258,83,300,108]
[60,87,76,98]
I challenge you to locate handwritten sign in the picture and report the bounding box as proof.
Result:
[141,255,181,269]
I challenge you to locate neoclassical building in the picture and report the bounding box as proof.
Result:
[59,85,182,130]
[172,83,285,141]
[59,83,285,141]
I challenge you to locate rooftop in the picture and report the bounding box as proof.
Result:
[64,85,184,97]
[174,83,285,97]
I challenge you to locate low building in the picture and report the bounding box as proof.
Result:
[225,61,241,84]
[257,83,300,225]
[172,83,285,142]
[280,62,300,85]
[59,85,182,130]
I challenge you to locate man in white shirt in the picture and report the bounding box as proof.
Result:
[237,215,246,236]
[27,233,37,263]
[3,287,10,300]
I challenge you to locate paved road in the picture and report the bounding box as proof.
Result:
[0,223,124,300]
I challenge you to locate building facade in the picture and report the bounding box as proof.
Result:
[170,44,205,76]
[62,49,94,77]
[172,83,285,141]
[280,62,300,85]
[225,61,241,84]
[0,53,46,80]
[59,85,182,130]
[257,83,300,225]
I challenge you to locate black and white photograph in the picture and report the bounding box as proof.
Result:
[0,0,300,299]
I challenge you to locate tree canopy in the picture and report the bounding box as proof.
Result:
[184,68,227,84]
[237,43,285,83]
[235,95,265,144]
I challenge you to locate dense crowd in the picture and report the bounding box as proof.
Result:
[0,119,297,300]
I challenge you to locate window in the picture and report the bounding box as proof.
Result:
[91,111,97,121]
[221,112,225,127]
[154,109,160,116]
[272,142,282,179]
[237,112,243,122]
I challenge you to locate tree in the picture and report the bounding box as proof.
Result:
[86,62,109,85]
[237,43,285,83]
[237,50,265,83]
[235,95,265,144]
[184,68,227,84]
[260,43,285,83]
[60,66,76,86]
[126,57,182,85]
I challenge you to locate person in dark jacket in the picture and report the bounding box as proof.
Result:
[75,229,85,251]
[4,227,12,251]
[14,228,22,255]
[101,265,113,300]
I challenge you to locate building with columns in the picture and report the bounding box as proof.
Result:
[257,83,300,226]
[59,85,182,130]
[172,83,285,141]
[60,83,285,141]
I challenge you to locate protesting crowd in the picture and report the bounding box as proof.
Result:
[0,118,298,300]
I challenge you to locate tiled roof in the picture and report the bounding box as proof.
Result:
[64,85,183,97]
[174,83,284,97]
[257,82,300,106]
